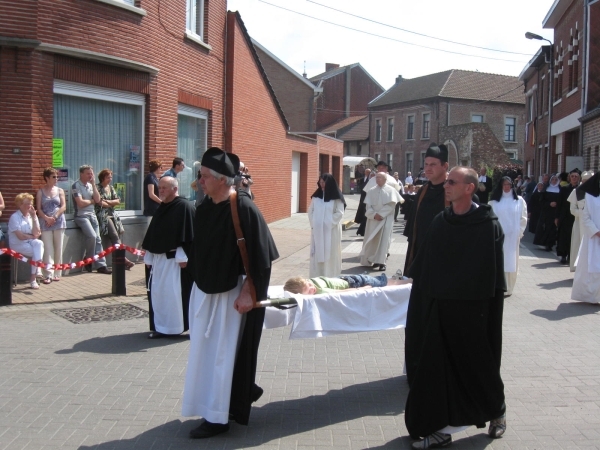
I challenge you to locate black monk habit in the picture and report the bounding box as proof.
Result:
[556,183,576,258]
[403,180,446,276]
[404,203,506,439]
[188,189,279,426]
[142,196,195,333]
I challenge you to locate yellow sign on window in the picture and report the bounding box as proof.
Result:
[52,139,64,168]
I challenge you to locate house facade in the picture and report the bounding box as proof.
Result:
[368,70,524,179]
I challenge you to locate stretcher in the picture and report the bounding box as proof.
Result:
[261,284,412,339]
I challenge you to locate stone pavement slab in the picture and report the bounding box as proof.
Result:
[0,195,599,449]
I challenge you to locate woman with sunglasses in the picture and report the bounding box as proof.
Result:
[36,168,66,283]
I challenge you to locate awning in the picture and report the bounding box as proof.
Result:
[342,156,377,167]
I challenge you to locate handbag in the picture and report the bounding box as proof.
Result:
[229,190,258,308]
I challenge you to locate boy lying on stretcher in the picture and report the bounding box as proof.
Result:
[284,274,412,295]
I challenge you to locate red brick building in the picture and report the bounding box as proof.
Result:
[0,1,342,274]
[368,70,524,179]
[521,0,600,177]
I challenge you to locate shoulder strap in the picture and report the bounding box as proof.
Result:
[230,190,258,308]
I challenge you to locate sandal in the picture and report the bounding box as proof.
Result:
[52,276,60,282]
[30,281,40,290]
[488,413,506,438]
[42,278,52,285]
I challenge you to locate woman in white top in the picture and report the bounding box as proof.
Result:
[308,173,346,278]
[489,177,528,296]
[8,193,44,289]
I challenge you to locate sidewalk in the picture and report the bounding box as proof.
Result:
[1,196,599,449]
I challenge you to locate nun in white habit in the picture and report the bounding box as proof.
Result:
[308,173,345,278]
[489,176,528,296]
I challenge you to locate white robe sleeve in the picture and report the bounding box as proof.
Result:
[581,196,600,238]
[144,250,155,266]
[332,199,344,227]
[568,189,580,218]
[376,202,396,218]
[175,246,188,263]
[519,197,528,237]
[308,198,315,228]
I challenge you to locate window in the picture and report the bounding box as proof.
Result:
[177,104,208,202]
[506,150,517,160]
[527,95,534,122]
[540,78,545,114]
[186,0,204,38]
[53,81,145,215]
[387,118,394,141]
[407,115,415,140]
[420,152,426,170]
[374,153,380,162]
[375,119,382,142]
[555,45,563,99]
[568,30,579,92]
[387,153,393,169]
[406,153,413,174]
[422,113,430,139]
[504,117,516,142]
[471,114,484,123]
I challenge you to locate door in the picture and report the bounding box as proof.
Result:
[291,152,300,214]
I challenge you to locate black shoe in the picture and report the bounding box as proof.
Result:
[189,420,230,439]
[148,331,164,339]
[97,266,112,274]
[379,264,386,271]
[560,257,568,265]
[545,246,553,251]
[251,384,264,403]
[84,264,92,273]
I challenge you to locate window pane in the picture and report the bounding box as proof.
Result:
[472,114,483,123]
[53,94,143,213]
[177,114,207,202]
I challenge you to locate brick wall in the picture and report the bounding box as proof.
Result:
[587,1,600,112]
[0,0,226,218]
[583,116,600,171]
[254,46,315,132]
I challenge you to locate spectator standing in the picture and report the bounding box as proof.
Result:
[405,167,506,447]
[568,171,594,272]
[161,157,185,179]
[489,177,528,296]
[477,167,493,204]
[36,168,66,283]
[308,173,345,278]
[405,171,413,185]
[72,165,111,274]
[95,169,134,270]
[8,194,44,289]
[571,172,600,304]
[555,170,581,265]
[143,160,162,217]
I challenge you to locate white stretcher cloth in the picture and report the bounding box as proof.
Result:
[264,284,412,339]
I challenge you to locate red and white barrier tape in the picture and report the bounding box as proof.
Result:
[0,244,145,271]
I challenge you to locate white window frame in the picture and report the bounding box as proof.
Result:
[406,152,413,175]
[375,119,382,142]
[387,153,393,169]
[422,112,431,139]
[504,116,517,142]
[386,117,394,141]
[94,0,147,16]
[186,0,211,50]
[53,80,146,216]
[406,115,415,140]
[505,150,517,160]
[471,113,484,123]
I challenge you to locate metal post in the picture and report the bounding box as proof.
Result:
[0,252,12,306]
[112,248,126,296]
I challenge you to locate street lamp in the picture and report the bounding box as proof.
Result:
[526,32,553,178]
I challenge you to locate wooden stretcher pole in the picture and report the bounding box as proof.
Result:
[256,297,298,308]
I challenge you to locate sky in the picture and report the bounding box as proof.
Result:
[226,0,556,90]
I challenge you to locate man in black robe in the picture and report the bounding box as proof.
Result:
[555,169,581,264]
[403,143,449,276]
[405,167,507,449]
[182,147,279,439]
[477,167,493,204]
[141,176,195,339]
[354,168,371,236]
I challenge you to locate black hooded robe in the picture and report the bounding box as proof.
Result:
[141,196,195,333]
[188,189,279,426]
[533,190,560,247]
[556,184,576,258]
[404,204,506,438]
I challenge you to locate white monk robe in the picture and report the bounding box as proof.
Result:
[363,172,401,193]
[308,197,344,278]
[567,188,585,272]
[143,247,187,334]
[360,183,401,266]
[182,276,244,423]
[572,193,600,303]
[489,193,528,295]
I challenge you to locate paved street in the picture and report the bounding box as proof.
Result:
[1,195,599,449]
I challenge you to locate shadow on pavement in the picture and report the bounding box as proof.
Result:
[537,278,573,289]
[369,434,493,450]
[56,332,188,354]
[78,376,408,449]
[531,302,600,321]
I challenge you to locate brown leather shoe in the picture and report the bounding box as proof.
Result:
[97,266,112,275]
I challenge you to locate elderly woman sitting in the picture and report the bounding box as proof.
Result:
[8,193,44,289]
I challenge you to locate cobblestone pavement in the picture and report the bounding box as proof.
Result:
[1,196,599,449]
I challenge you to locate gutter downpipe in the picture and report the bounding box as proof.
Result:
[579,0,588,158]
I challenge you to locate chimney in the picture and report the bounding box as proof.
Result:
[326,63,340,72]
[396,75,404,84]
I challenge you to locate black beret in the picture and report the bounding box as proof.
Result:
[201,147,240,178]
[424,143,448,163]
